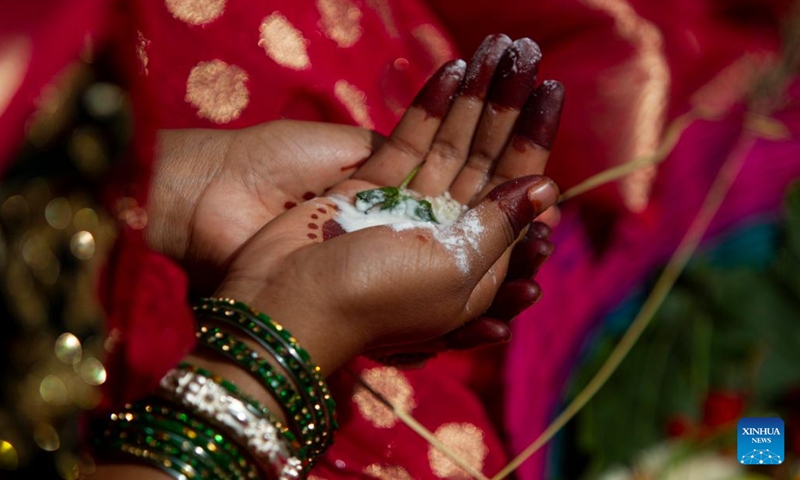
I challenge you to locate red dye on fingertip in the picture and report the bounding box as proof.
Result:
[488,38,541,109]
[528,221,552,239]
[513,80,565,150]
[460,33,512,98]
[486,175,550,234]
[486,280,542,320]
[412,59,466,118]
[284,201,297,210]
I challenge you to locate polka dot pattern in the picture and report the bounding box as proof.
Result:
[185,59,249,124]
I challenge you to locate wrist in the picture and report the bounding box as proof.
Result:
[212,282,366,376]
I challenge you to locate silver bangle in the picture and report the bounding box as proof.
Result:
[159,368,303,479]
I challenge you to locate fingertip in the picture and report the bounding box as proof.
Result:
[412,59,468,118]
[445,318,512,350]
[527,178,559,215]
[527,221,552,239]
[531,237,555,257]
[513,80,565,150]
[508,236,553,279]
[483,175,557,235]
[486,279,541,319]
[460,33,513,98]
[487,38,542,109]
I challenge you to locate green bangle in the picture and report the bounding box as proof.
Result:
[97,398,260,480]
[104,421,232,479]
[121,400,259,479]
[95,426,214,480]
[194,325,311,439]
[195,298,337,451]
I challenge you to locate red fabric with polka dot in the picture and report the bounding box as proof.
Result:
[130,0,456,135]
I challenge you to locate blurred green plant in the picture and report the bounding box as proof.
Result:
[565,181,800,478]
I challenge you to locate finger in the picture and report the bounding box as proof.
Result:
[353,60,467,186]
[236,121,384,205]
[368,351,437,368]
[528,220,552,239]
[443,318,512,350]
[449,38,542,205]
[538,204,561,228]
[484,279,542,320]
[367,316,512,358]
[454,175,558,281]
[507,235,554,280]
[477,80,565,199]
[408,34,512,196]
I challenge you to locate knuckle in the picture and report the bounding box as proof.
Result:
[428,138,466,165]
[466,149,496,173]
[500,213,519,245]
[386,135,428,160]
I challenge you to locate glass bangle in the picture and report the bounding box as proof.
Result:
[195,298,337,457]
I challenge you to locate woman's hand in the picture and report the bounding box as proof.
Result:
[214,35,564,373]
[147,121,380,290]
[356,34,563,359]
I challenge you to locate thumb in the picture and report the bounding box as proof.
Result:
[455,175,558,280]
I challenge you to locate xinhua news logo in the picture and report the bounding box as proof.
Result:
[737,417,784,465]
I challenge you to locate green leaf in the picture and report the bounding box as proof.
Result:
[380,190,403,211]
[355,188,386,205]
[413,200,437,222]
[355,187,400,211]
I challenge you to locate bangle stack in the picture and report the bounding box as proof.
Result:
[100,397,259,480]
[93,297,336,479]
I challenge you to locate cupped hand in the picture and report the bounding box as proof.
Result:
[216,175,557,374]
[214,34,564,373]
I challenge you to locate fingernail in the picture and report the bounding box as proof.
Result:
[486,175,555,234]
[446,318,512,349]
[512,80,565,150]
[460,34,512,98]
[487,38,541,109]
[412,59,467,118]
[527,178,558,214]
[486,280,541,319]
